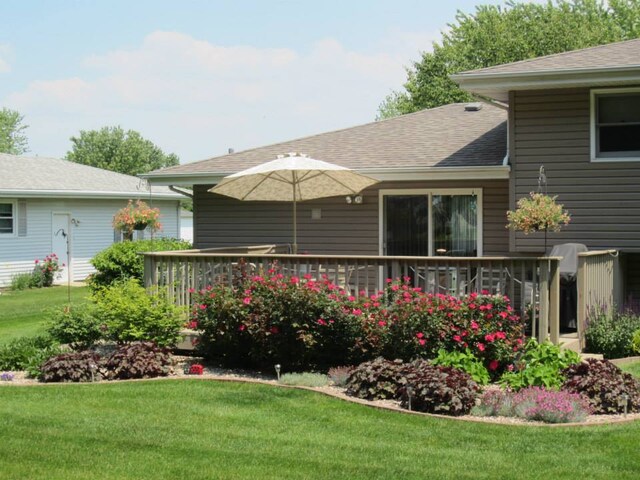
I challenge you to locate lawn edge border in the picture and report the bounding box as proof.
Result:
[2,374,638,428]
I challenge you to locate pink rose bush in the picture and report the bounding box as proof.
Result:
[190,269,524,372]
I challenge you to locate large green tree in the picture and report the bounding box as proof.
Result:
[0,108,29,154]
[378,0,640,119]
[66,126,179,176]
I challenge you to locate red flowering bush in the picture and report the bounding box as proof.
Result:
[189,364,204,375]
[191,271,524,372]
[32,254,63,287]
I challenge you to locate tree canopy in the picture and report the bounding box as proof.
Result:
[378,0,640,119]
[66,126,179,176]
[0,108,29,155]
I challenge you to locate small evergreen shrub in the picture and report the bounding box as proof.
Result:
[499,339,581,390]
[328,366,353,387]
[93,279,183,347]
[89,238,191,289]
[400,362,479,416]
[585,308,640,359]
[279,372,329,387]
[345,358,411,400]
[104,342,173,380]
[0,335,63,377]
[562,359,640,414]
[46,305,104,350]
[40,351,102,383]
[431,349,490,385]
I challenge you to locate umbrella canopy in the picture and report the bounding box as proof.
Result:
[209,153,379,252]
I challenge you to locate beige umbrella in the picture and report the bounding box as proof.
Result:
[209,153,379,253]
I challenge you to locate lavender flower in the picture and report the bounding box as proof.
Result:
[1,372,15,382]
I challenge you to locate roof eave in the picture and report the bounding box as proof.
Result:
[142,165,511,186]
[0,189,185,200]
[452,66,640,102]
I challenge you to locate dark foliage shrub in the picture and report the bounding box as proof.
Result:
[89,238,191,289]
[328,366,353,387]
[93,279,183,347]
[584,308,640,359]
[40,351,102,383]
[104,342,173,380]
[46,305,104,350]
[499,339,581,391]
[400,362,479,416]
[0,335,63,377]
[345,358,411,400]
[562,359,640,414]
[192,272,524,372]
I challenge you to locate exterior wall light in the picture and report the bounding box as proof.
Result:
[346,195,363,204]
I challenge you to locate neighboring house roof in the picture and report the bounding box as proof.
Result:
[0,153,183,199]
[452,38,640,102]
[144,103,509,185]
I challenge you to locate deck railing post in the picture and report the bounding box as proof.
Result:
[548,259,560,345]
[538,260,550,343]
[143,254,153,289]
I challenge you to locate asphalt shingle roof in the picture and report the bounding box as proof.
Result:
[459,38,640,76]
[149,103,507,176]
[0,153,180,197]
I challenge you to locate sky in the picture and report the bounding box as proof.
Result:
[1,0,521,164]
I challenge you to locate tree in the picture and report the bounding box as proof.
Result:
[0,108,29,154]
[66,126,179,176]
[378,0,640,119]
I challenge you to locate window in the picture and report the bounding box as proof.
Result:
[381,189,482,257]
[0,201,16,235]
[591,88,640,160]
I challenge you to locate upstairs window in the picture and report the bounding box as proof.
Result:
[592,88,640,160]
[0,201,15,235]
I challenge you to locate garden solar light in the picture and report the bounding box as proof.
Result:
[275,364,281,381]
[89,363,97,382]
[406,386,414,411]
[621,393,629,416]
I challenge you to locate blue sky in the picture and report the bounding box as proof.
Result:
[1,0,515,163]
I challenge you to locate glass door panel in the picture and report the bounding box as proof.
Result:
[384,195,429,256]
[432,195,477,257]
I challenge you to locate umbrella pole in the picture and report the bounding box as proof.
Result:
[293,172,298,254]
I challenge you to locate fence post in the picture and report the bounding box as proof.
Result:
[143,254,153,289]
[548,259,560,345]
[576,255,587,350]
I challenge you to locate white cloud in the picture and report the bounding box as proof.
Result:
[3,30,432,161]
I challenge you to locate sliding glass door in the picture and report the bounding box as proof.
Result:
[382,190,481,257]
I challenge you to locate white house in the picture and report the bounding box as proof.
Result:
[0,153,185,286]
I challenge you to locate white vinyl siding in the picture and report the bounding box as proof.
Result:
[0,198,181,286]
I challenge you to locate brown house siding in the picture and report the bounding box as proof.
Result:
[511,87,640,253]
[193,179,509,256]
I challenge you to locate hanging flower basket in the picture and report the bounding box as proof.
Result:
[113,200,162,240]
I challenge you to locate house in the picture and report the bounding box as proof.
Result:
[0,153,184,286]
[142,38,640,340]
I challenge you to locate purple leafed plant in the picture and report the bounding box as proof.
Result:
[1,372,15,382]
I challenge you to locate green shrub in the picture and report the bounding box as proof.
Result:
[279,372,329,387]
[633,329,640,355]
[584,308,640,359]
[46,305,104,350]
[10,273,33,291]
[562,359,640,414]
[400,362,479,416]
[93,279,183,347]
[89,238,191,289]
[0,335,63,377]
[499,339,581,391]
[345,358,411,400]
[40,351,103,383]
[31,254,63,288]
[431,349,490,385]
[104,342,173,380]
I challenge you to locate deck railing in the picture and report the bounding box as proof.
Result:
[577,250,621,348]
[142,248,561,344]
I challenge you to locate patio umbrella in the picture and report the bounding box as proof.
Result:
[209,153,379,253]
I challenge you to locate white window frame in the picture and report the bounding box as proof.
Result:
[0,199,17,237]
[378,188,483,257]
[590,87,640,162]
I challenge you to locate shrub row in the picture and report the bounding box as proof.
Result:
[191,272,525,372]
[584,307,640,359]
[40,342,172,382]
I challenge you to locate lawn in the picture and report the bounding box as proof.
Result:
[0,380,638,480]
[0,286,90,343]
[620,360,640,378]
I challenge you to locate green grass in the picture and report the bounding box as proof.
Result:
[0,286,90,343]
[620,360,640,378]
[0,380,638,480]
